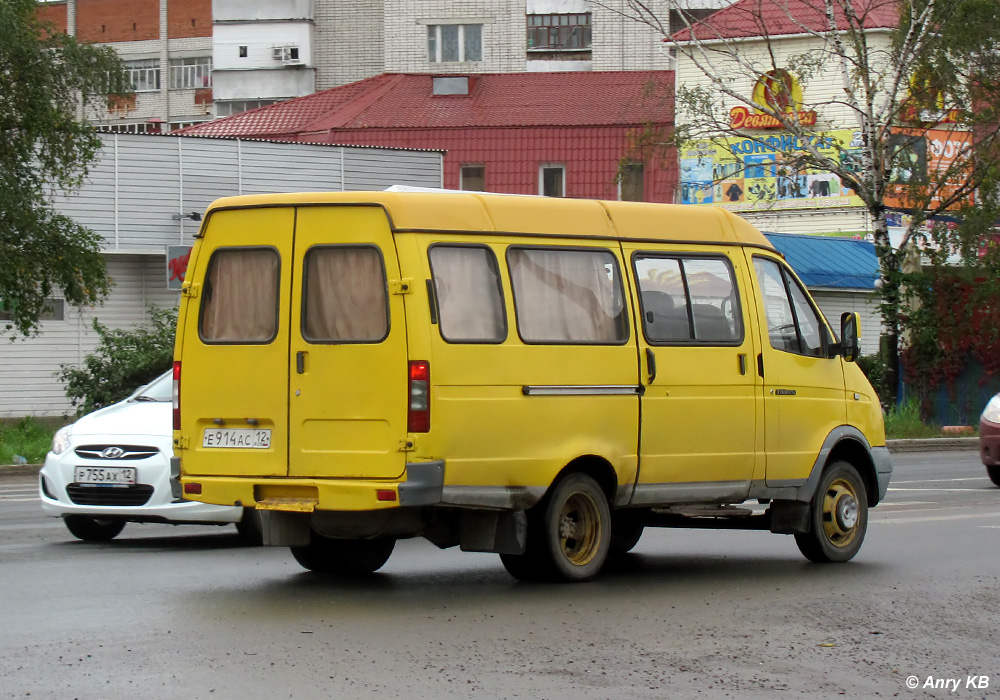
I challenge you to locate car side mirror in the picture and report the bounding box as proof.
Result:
[840,312,860,363]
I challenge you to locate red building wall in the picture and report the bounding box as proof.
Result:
[69,0,210,43]
[294,126,676,202]
[35,2,68,33]
[167,0,211,39]
[77,0,159,42]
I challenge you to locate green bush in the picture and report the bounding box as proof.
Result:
[883,398,942,439]
[857,353,889,402]
[58,305,177,416]
[0,418,55,464]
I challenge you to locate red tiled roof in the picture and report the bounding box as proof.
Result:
[176,71,674,139]
[671,0,898,41]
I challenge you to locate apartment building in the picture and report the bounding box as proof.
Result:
[36,0,215,132]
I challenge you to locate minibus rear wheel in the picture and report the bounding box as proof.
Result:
[795,461,868,563]
[290,532,395,574]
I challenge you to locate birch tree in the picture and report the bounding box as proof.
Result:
[598,0,1000,404]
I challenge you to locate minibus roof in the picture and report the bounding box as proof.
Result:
[202,190,776,249]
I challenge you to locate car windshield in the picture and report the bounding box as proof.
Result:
[128,371,172,403]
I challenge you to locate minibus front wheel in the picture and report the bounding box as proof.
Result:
[500,473,611,583]
[795,461,868,563]
[290,532,395,574]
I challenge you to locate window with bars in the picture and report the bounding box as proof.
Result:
[427,24,483,63]
[169,57,212,89]
[124,59,160,92]
[527,13,591,51]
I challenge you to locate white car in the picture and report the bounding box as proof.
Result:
[39,371,261,542]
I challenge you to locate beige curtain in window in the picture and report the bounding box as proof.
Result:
[508,248,623,342]
[201,249,279,342]
[430,247,505,341]
[304,247,388,342]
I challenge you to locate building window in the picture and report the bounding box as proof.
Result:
[527,13,591,51]
[428,24,482,63]
[238,45,248,58]
[215,99,279,117]
[620,162,644,201]
[169,57,212,89]
[94,122,159,134]
[0,299,64,322]
[540,164,565,197]
[460,165,485,191]
[124,59,160,92]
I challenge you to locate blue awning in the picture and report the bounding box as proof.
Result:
[764,233,879,290]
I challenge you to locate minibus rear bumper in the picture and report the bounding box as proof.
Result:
[173,460,445,512]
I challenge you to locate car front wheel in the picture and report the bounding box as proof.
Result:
[987,465,1000,488]
[64,515,126,542]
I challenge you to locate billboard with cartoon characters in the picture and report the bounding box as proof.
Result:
[679,128,972,212]
[679,130,865,210]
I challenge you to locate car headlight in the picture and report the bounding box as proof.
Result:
[983,395,1000,425]
[52,426,73,455]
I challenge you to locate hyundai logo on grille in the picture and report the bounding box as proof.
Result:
[101,446,126,459]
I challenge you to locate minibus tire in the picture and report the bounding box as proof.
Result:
[794,461,868,563]
[538,473,611,582]
[235,508,264,545]
[64,515,125,542]
[290,533,395,574]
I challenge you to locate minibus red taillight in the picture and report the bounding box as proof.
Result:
[172,361,181,431]
[408,360,430,433]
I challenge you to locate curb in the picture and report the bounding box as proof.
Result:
[886,437,979,453]
[0,438,980,480]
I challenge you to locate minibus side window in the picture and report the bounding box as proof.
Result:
[302,245,389,343]
[507,247,628,345]
[200,247,279,344]
[428,245,507,343]
[753,256,827,357]
[633,255,743,345]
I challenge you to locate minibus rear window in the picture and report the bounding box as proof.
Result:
[199,247,279,344]
[302,245,389,343]
[428,245,506,343]
[508,247,629,345]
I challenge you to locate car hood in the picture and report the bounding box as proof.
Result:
[69,399,172,439]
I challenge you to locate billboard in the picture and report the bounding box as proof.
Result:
[680,128,973,213]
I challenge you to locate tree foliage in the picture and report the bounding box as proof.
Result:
[0,0,132,335]
[601,0,1000,404]
[58,306,178,416]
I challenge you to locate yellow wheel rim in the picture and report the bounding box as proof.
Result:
[821,478,861,548]
[558,491,602,566]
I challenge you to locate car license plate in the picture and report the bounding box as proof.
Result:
[202,428,271,449]
[74,466,137,485]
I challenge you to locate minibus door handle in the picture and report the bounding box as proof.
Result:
[738,353,747,375]
[296,351,307,374]
[645,348,657,384]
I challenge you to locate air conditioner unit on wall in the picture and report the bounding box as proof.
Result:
[271,46,301,64]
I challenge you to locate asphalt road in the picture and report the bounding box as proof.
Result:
[1,451,998,700]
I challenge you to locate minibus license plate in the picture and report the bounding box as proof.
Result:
[203,429,271,449]
[74,467,137,485]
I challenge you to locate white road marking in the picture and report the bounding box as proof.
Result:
[891,478,989,484]
[0,497,40,503]
[875,512,1000,524]
[881,501,935,507]
[888,488,985,493]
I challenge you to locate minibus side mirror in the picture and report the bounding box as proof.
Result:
[839,312,860,363]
